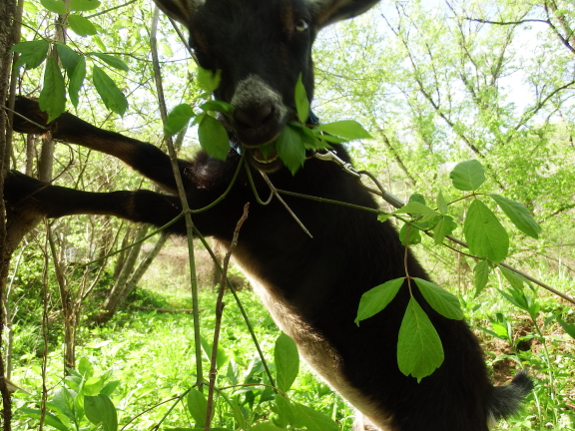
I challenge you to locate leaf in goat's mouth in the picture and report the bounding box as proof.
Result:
[253,143,278,164]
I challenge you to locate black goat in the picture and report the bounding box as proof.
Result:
[4,0,532,429]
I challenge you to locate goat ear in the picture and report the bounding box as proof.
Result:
[153,0,203,25]
[308,0,379,29]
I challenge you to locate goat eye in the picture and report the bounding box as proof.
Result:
[295,19,309,32]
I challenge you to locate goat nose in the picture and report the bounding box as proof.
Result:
[234,103,274,128]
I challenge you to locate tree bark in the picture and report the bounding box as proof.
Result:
[0,0,18,426]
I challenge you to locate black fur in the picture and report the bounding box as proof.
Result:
[4,0,532,429]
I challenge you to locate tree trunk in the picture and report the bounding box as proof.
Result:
[0,0,18,427]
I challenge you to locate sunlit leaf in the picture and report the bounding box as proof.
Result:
[413,278,463,320]
[165,104,195,136]
[70,0,100,11]
[399,222,421,246]
[473,260,490,296]
[432,215,456,245]
[84,394,117,431]
[69,56,86,108]
[397,297,444,382]
[490,194,541,239]
[394,201,437,217]
[316,120,371,140]
[92,65,128,116]
[499,266,525,291]
[449,160,485,191]
[39,57,66,123]
[355,278,404,325]
[91,53,129,71]
[293,402,339,431]
[275,124,305,175]
[18,408,68,431]
[200,100,234,115]
[197,67,221,93]
[12,40,49,70]
[464,199,508,262]
[187,388,208,427]
[275,332,299,392]
[436,190,448,214]
[40,0,67,14]
[68,14,98,36]
[295,73,310,124]
[198,114,230,160]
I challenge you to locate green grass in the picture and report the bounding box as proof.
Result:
[7,254,575,430]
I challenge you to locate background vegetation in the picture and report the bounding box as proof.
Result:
[1,0,574,430]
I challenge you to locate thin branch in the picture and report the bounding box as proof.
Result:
[260,172,314,239]
[205,203,250,431]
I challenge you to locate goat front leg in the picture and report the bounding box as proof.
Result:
[4,171,187,234]
[10,97,190,193]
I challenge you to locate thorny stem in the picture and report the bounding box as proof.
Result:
[205,203,250,431]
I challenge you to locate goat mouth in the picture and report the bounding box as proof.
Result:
[245,147,282,172]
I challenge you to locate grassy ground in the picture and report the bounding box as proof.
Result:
[7,238,575,430]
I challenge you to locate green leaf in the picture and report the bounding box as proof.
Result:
[274,395,294,428]
[316,120,371,140]
[250,422,287,431]
[295,73,310,124]
[394,201,437,217]
[68,14,98,36]
[399,222,421,246]
[56,44,81,71]
[197,67,221,93]
[40,0,67,14]
[473,260,490,296]
[499,266,525,291]
[91,53,129,71]
[52,387,76,421]
[83,376,104,396]
[449,160,485,191]
[12,40,49,70]
[198,114,230,160]
[413,278,463,320]
[165,104,195,136]
[200,335,229,369]
[464,199,509,262]
[18,408,69,431]
[275,124,306,175]
[436,190,448,215]
[187,388,208,427]
[274,332,299,393]
[397,297,444,382]
[78,357,94,378]
[489,194,541,239]
[200,100,234,116]
[84,394,117,431]
[557,317,575,339]
[432,215,456,245]
[355,278,404,325]
[100,380,121,397]
[70,0,100,11]
[39,57,66,123]
[68,56,86,108]
[293,402,339,431]
[92,65,128,116]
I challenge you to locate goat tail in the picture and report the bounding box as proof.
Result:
[487,370,533,425]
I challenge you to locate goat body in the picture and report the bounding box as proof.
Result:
[4,0,532,429]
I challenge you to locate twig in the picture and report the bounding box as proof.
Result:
[259,172,313,239]
[192,228,276,386]
[205,203,250,431]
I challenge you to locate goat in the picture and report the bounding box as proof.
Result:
[4,0,532,430]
